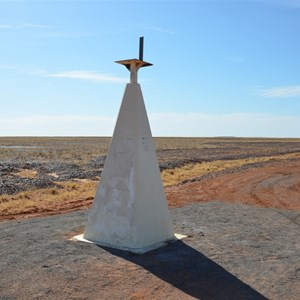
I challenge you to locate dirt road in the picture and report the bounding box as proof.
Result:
[166,159,300,211]
[1,143,299,299]
[1,158,299,222]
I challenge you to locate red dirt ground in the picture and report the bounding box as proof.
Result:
[1,158,299,222]
[1,159,299,300]
[166,159,300,211]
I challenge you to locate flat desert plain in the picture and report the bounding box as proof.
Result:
[1,137,299,220]
[0,137,299,299]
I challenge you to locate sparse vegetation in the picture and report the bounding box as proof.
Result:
[1,137,300,219]
[0,181,97,217]
[15,169,38,178]
[162,152,300,186]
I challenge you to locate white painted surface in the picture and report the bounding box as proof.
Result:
[73,233,186,254]
[83,83,174,253]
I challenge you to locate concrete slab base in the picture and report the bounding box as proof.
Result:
[71,233,187,254]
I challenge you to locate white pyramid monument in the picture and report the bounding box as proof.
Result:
[83,37,174,253]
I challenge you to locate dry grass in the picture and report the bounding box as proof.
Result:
[1,137,300,218]
[161,152,300,187]
[1,152,299,217]
[0,181,98,216]
[15,169,38,178]
[0,137,111,164]
[1,136,300,164]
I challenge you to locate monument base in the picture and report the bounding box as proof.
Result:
[72,233,187,254]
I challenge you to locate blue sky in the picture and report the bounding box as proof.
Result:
[1,0,300,137]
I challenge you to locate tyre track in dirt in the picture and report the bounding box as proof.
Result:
[0,198,93,221]
[1,158,299,222]
[166,159,300,211]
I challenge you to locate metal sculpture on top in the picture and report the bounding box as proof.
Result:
[115,37,152,83]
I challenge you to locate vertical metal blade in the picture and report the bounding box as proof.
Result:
[139,36,144,61]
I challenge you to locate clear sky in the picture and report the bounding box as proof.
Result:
[1,0,300,137]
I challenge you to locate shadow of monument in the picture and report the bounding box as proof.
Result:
[99,240,268,300]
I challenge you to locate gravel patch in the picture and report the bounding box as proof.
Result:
[0,202,299,299]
